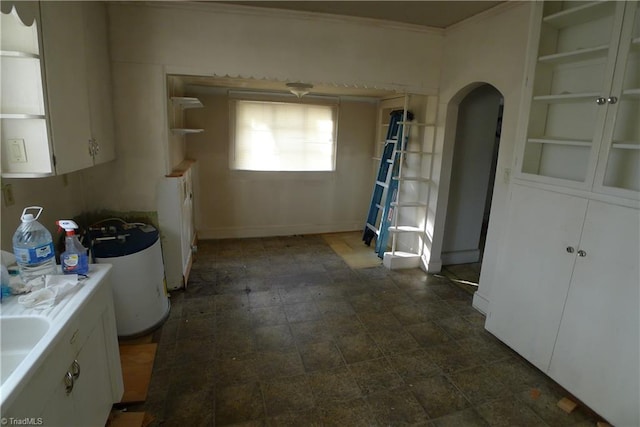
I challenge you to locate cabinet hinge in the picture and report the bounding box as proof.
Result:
[52,155,57,167]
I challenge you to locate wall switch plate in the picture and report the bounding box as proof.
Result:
[8,139,27,163]
[2,184,15,207]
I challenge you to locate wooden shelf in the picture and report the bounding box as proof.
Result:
[538,45,609,64]
[622,89,640,98]
[390,201,427,208]
[392,176,430,182]
[611,142,640,150]
[533,93,601,103]
[170,97,203,109]
[388,226,423,233]
[0,113,45,119]
[527,137,591,147]
[543,1,615,29]
[0,50,39,58]
[170,128,203,135]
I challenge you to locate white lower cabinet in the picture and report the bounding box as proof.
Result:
[547,199,639,427]
[3,276,123,427]
[487,183,639,427]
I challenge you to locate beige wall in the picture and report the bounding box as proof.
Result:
[185,90,377,238]
[81,1,443,229]
[1,173,85,250]
[429,3,533,311]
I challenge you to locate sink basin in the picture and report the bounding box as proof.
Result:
[1,316,50,384]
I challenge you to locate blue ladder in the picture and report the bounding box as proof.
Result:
[363,109,413,257]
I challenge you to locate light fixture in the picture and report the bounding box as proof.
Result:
[286,82,313,98]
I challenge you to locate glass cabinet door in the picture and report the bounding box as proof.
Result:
[595,1,640,198]
[520,2,627,188]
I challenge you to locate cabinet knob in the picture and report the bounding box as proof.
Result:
[64,371,74,395]
[71,360,81,380]
[578,249,587,257]
[566,246,575,253]
[595,97,607,105]
[607,96,618,105]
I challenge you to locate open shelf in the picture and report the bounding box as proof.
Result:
[527,137,592,147]
[543,1,615,29]
[170,128,204,135]
[171,97,203,109]
[0,50,39,58]
[538,45,609,64]
[533,93,601,103]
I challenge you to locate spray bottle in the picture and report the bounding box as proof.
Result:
[57,220,89,275]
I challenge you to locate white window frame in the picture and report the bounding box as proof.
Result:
[229,94,338,172]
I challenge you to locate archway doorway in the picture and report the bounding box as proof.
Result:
[441,84,503,287]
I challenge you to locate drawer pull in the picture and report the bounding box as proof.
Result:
[64,371,74,395]
[71,360,81,380]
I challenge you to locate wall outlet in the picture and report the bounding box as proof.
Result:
[8,139,27,163]
[2,184,15,207]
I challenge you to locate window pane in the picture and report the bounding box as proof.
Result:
[232,100,336,171]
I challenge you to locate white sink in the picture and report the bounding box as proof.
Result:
[0,316,51,385]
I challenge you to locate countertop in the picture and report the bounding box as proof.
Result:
[0,264,112,411]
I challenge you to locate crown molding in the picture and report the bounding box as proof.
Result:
[133,1,445,36]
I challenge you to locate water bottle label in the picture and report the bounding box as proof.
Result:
[14,242,55,265]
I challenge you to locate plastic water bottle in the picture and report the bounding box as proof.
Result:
[12,206,57,283]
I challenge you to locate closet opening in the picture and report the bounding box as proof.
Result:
[441,84,503,288]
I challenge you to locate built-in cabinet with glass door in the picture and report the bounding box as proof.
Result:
[519,0,639,198]
[488,2,639,427]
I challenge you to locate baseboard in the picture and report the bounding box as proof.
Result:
[383,252,421,269]
[197,223,362,239]
[421,256,442,273]
[441,249,481,265]
[472,291,490,315]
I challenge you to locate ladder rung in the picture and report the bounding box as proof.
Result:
[388,226,423,233]
[398,121,434,127]
[392,176,430,182]
[375,180,389,188]
[391,202,427,207]
[366,223,379,234]
[398,150,433,155]
[375,203,383,210]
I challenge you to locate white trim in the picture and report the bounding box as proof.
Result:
[446,1,524,32]
[441,249,481,265]
[472,291,490,315]
[421,256,442,273]
[197,223,362,240]
[140,1,445,36]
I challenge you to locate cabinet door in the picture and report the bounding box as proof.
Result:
[40,1,93,174]
[485,184,587,371]
[181,167,194,274]
[82,1,116,166]
[519,2,626,189]
[548,201,639,427]
[72,315,114,427]
[594,1,640,198]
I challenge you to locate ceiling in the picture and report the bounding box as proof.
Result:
[221,1,504,29]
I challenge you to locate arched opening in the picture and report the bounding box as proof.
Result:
[440,84,504,287]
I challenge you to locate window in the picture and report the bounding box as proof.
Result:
[231,99,337,171]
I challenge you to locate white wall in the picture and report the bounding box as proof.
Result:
[1,174,85,250]
[184,90,377,238]
[428,2,533,312]
[442,85,502,264]
[85,1,443,226]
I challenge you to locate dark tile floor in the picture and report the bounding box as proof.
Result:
[128,235,603,426]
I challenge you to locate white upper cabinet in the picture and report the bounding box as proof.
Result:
[0,1,116,178]
[517,1,639,199]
